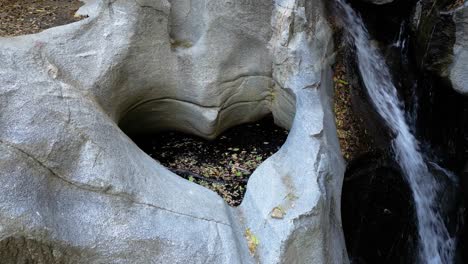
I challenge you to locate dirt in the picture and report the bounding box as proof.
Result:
[0,236,88,264]
[131,116,289,206]
[445,0,465,11]
[333,51,374,162]
[0,0,85,37]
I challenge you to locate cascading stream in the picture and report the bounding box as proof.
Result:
[335,1,455,263]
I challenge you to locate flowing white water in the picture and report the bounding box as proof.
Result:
[336,1,455,263]
[393,21,407,49]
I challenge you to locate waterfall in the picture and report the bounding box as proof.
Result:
[335,1,456,263]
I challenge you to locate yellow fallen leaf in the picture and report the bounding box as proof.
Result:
[245,228,259,255]
[271,206,285,219]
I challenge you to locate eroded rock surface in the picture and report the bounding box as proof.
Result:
[412,0,468,96]
[450,4,468,95]
[0,0,347,263]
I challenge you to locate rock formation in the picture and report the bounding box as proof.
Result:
[359,0,394,5]
[0,0,348,263]
[450,3,468,95]
[412,0,468,96]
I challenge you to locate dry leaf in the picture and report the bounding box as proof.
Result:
[270,206,285,219]
[245,228,259,255]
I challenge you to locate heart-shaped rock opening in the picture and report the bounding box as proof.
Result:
[117,82,296,207]
[130,115,289,206]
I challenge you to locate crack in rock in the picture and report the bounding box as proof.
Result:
[0,139,232,227]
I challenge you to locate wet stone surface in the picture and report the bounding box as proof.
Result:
[342,154,417,264]
[131,116,289,206]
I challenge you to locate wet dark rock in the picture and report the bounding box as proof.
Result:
[343,45,396,150]
[359,0,394,5]
[412,0,456,76]
[342,153,463,263]
[349,0,418,44]
[411,8,468,255]
[461,164,468,262]
[330,21,376,162]
[342,153,417,264]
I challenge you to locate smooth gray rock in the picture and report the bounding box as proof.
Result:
[450,4,468,95]
[0,0,348,263]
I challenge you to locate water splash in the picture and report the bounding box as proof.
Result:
[335,1,456,263]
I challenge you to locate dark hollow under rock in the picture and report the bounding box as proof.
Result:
[128,115,289,206]
[342,153,418,264]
